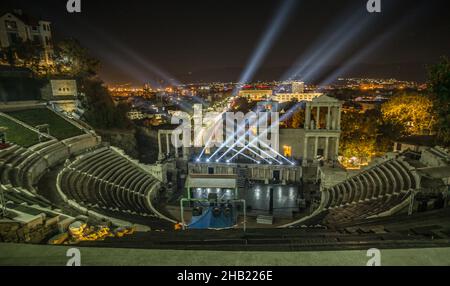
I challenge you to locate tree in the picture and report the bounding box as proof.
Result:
[231,97,250,112]
[428,57,450,144]
[339,109,383,168]
[81,79,131,130]
[0,39,45,74]
[291,108,305,128]
[381,93,436,136]
[53,38,100,79]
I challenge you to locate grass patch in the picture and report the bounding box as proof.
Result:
[0,115,42,147]
[6,108,84,140]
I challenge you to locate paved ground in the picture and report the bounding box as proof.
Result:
[1,243,449,266]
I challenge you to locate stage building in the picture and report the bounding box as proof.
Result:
[156,95,343,221]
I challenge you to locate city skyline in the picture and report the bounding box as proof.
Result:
[1,0,449,85]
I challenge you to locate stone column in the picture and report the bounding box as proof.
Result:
[305,104,311,130]
[314,136,319,158]
[331,107,336,130]
[316,106,320,129]
[327,106,331,130]
[166,132,170,156]
[337,106,342,130]
[303,136,308,162]
[325,137,329,160]
[158,131,162,158]
[183,147,189,160]
[335,137,340,159]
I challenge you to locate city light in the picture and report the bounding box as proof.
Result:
[1,0,447,268]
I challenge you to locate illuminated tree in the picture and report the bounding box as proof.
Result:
[291,108,305,128]
[339,109,383,168]
[0,39,46,75]
[381,93,436,136]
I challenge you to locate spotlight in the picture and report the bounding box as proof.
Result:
[206,159,210,162]
[216,159,220,163]
[196,158,200,162]
[235,0,298,93]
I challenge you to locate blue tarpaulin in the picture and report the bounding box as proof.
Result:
[188,207,235,229]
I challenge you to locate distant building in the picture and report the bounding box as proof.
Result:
[127,110,145,120]
[0,9,53,64]
[238,89,272,101]
[272,92,322,103]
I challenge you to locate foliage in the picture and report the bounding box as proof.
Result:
[230,97,250,113]
[428,57,450,144]
[81,79,132,130]
[0,39,47,75]
[290,108,305,128]
[381,93,436,136]
[53,38,100,78]
[339,109,381,167]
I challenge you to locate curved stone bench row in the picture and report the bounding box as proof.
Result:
[0,145,22,160]
[322,159,419,209]
[299,192,411,227]
[322,192,411,226]
[60,149,161,216]
[1,185,53,209]
[0,135,101,191]
[0,145,28,185]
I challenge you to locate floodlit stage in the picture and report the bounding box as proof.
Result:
[187,161,303,185]
[189,184,299,218]
[185,159,304,219]
[157,95,345,222]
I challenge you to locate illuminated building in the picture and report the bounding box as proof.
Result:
[41,79,81,115]
[272,92,322,103]
[238,89,273,101]
[0,9,53,65]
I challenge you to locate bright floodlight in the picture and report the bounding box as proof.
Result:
[234,0,298,94]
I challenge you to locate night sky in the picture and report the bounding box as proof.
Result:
[2,0,450,85]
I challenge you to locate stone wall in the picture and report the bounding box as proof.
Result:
[135,126,160,164]
[279,129,305,159]
[0,219,58,243]
[96,129,139,159]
